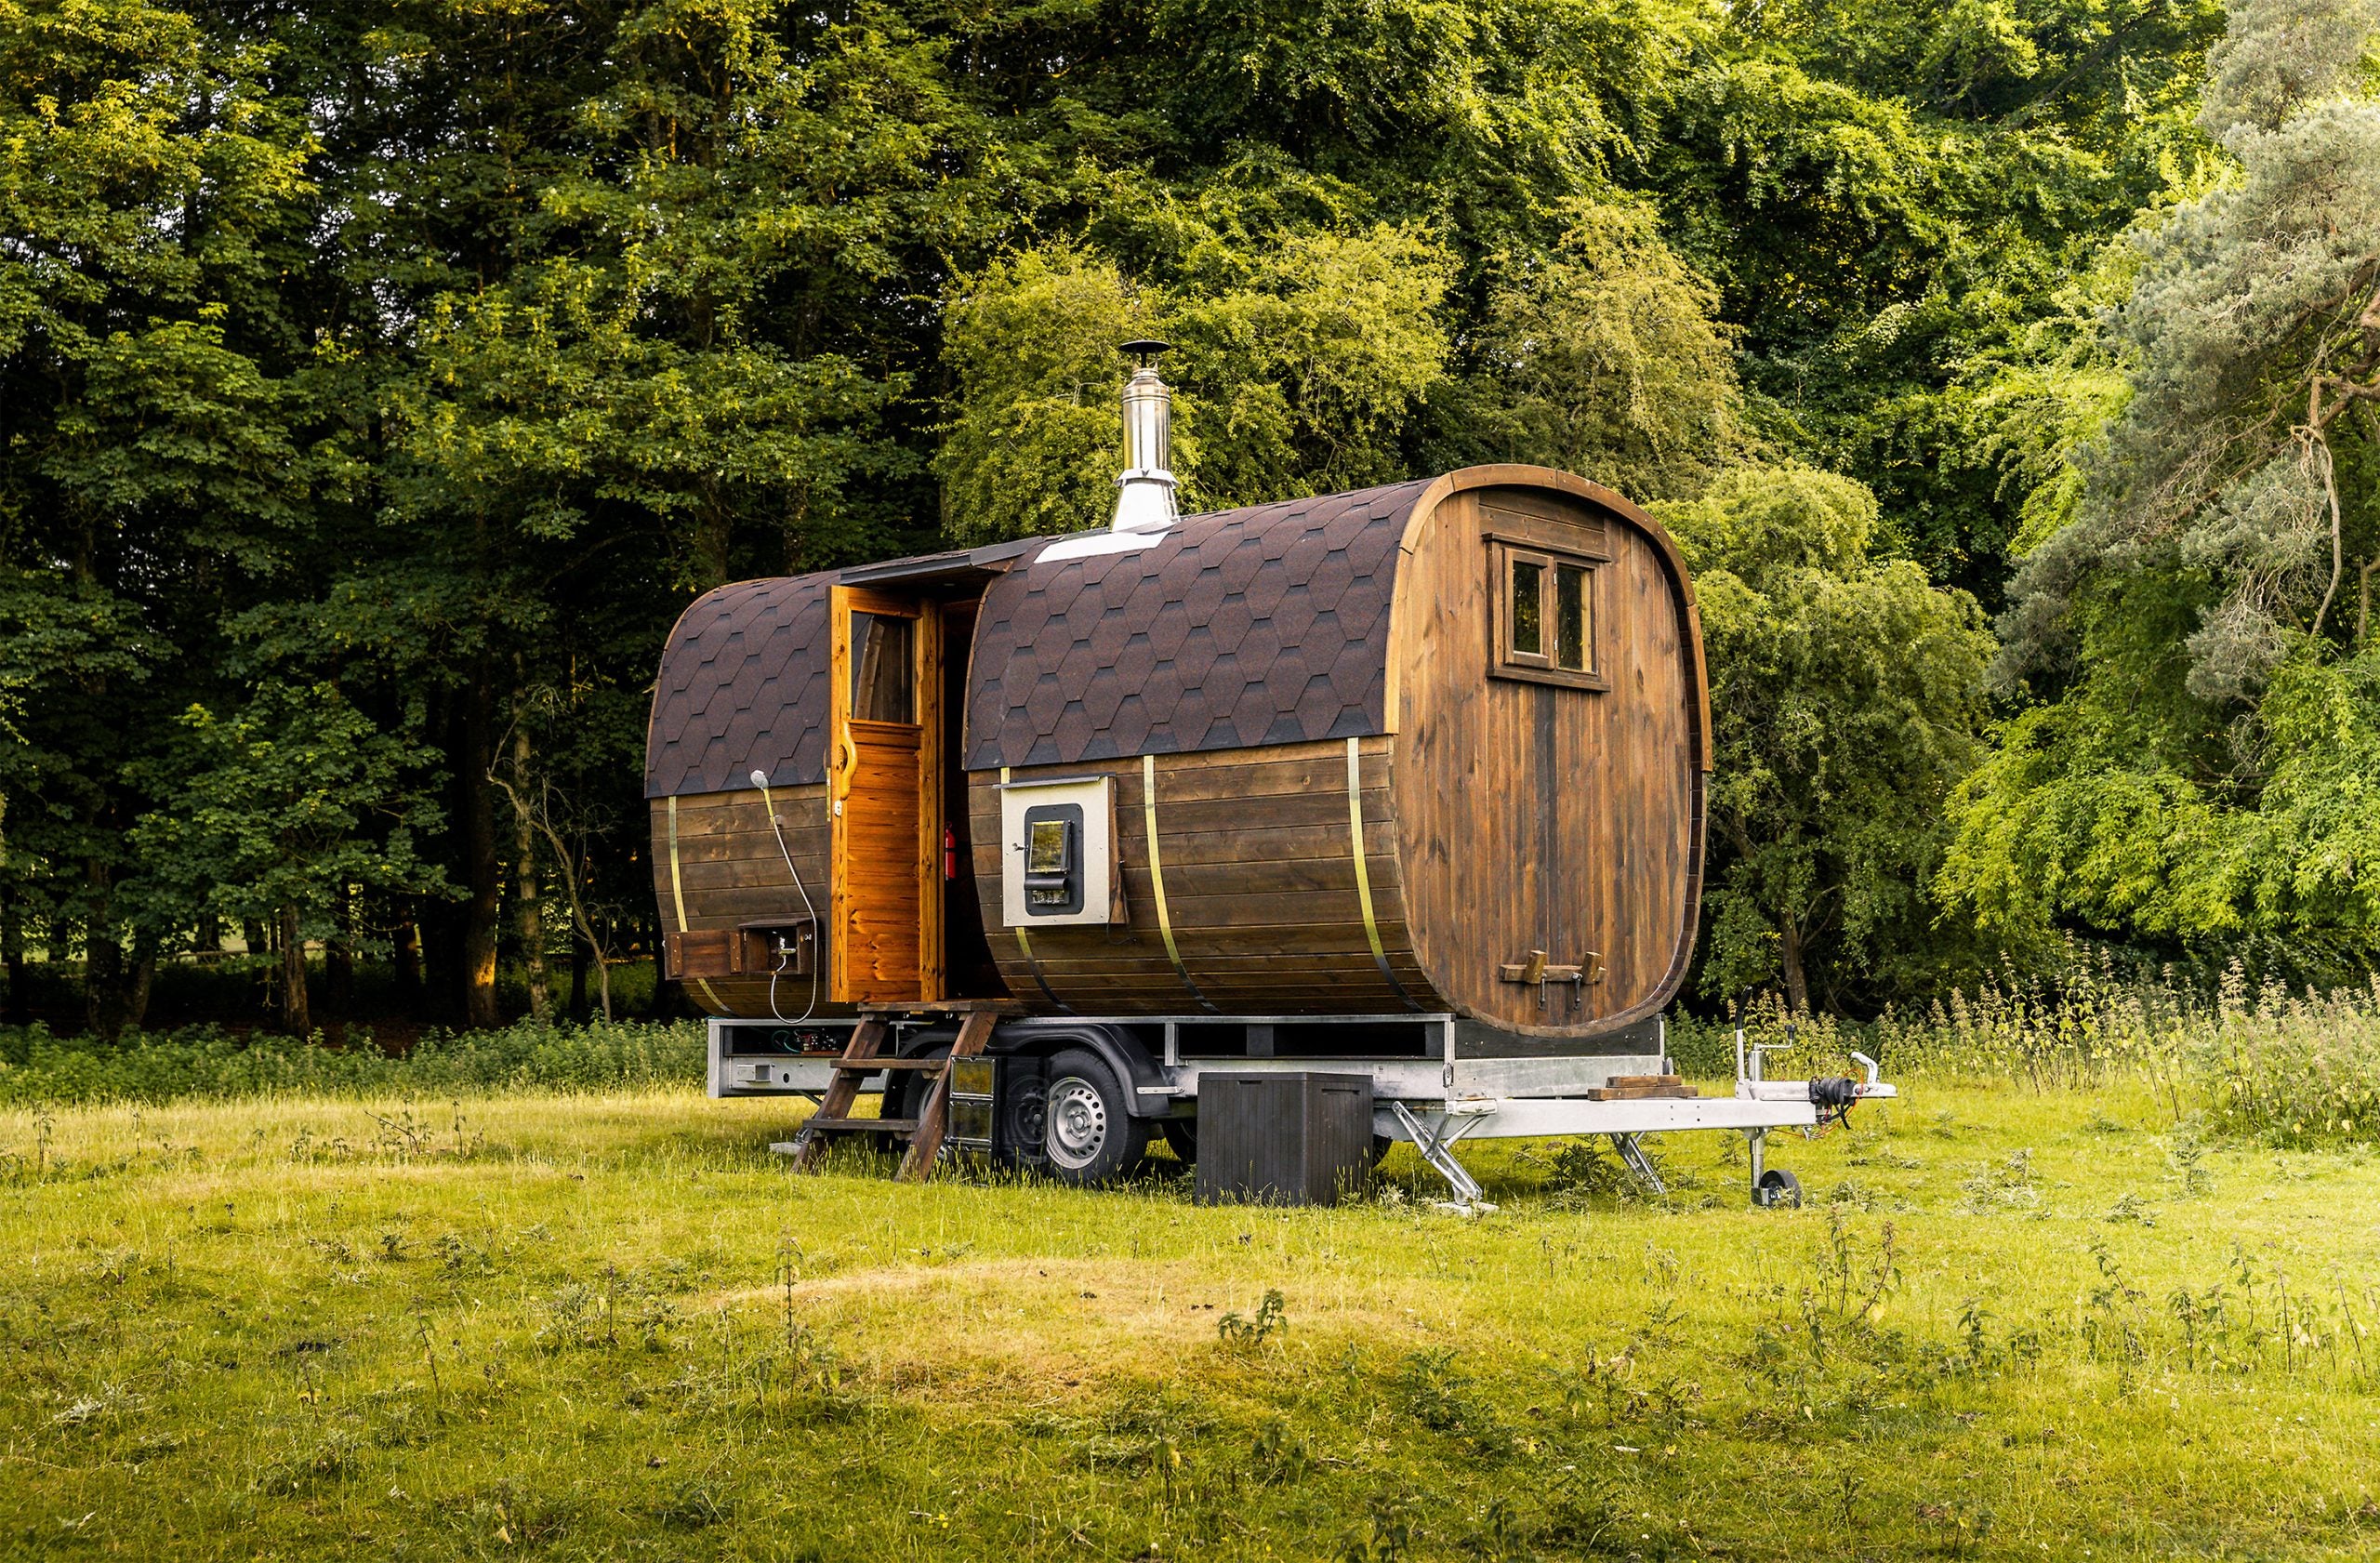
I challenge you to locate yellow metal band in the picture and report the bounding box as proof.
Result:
[1347,737,1421,1011]
[1144,753,1214,1011]
[665,794,726,1012]
[1000,766,1067,1011]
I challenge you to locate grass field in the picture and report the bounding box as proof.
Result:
[3,1077,2376,1560]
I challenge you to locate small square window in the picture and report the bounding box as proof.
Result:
[849,611,916,723]
[1554,563,1590,671]
[1490,537,1606,691]
[1510,560,1544,658]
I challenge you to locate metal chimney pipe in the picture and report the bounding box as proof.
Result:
[1110,339,1178,535]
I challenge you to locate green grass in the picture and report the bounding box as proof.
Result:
[4,1079,2377,1560]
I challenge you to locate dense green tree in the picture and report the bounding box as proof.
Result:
[127,687,446,1033]
[1659,467,1996,1011]
[0,0,2281,1029]
[0,0,320,1032]
[1653,0,2230,604]
[1939,0,2380,969]
[937,224,1451,540]
[1423,195,1744,501]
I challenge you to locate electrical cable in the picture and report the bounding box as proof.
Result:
[751,768,822,1025]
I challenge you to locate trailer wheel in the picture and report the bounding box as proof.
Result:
[1041,1049,1150,1185]
[1754,1168,1802,1209]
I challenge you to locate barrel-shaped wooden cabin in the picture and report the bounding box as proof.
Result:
[648,463,1709,1043]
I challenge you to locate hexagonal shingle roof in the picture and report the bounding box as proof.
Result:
[644,479,1433,795]
[645,574,833,796]
[964,479,1430,770]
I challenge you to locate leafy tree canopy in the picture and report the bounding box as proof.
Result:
[1940,0,2380,977]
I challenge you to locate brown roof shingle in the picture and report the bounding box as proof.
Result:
[964,480,1427,769]
[644,479,1432,796]
[645,574,833,797]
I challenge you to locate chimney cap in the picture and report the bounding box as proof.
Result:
[1119,338,1170,364]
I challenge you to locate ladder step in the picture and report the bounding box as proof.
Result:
[805,1117,919,1133]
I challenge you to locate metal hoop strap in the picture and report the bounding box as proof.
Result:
[1347,737,1423,1012]
[665,795,728,1013]
[999,767,1071,1013]
[1143,753,1218,1013]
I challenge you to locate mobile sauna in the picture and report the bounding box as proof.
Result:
[647,347,1890,1205]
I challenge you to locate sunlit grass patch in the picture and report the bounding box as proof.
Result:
[3,1079,2377,1558]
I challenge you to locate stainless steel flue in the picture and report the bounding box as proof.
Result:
[1110,338,1179,535]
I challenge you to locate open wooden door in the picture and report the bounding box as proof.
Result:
[828,585,943,1002]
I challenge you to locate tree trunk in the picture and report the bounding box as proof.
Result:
[459,664,502,1028]
[393,915,423,1009]
[243,917,271,1018]
[326,887,355,1023]
[1779,916,1810,1015]
[511,724,551,1025]
[2,891,27,1026]
[126,945,155,1032]
[569,938,589,1025]
[84,939,136,1040]
[694,506,732,590]
[279,903,311,1036]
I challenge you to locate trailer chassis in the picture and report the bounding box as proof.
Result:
[707,1012,1896,1209]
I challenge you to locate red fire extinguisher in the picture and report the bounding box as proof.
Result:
[943,824,959,881]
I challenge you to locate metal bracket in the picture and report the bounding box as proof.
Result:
[1606,1133,1666,1197]
[1389,1100,1493,1209]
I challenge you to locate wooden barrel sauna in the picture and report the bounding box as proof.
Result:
[647,464,1709,1041]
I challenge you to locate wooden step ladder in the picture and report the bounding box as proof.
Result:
[788,1001,1017,1181]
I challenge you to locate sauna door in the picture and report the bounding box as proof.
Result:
[827,586,943,1002]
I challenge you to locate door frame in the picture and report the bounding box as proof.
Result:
[827,584,944,1003]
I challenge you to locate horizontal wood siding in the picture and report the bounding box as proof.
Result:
[1390,483,1704,1038]
[650,785,848,1017]
[969,736,1447,1014]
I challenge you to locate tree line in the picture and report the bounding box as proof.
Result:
[2,0,2372,1033]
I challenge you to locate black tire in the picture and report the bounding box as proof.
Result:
[1159,1119,1197,1164]
[1755,1168,1803,1209]
[1003,1066,1051,1171]
[1041,1049,1151,1185]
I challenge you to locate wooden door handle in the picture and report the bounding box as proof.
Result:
[831,731,860,801]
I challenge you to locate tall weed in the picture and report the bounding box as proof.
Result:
[1675,948,2380,1149]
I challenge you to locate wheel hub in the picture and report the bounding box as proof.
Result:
[1046,1077,1107,1170]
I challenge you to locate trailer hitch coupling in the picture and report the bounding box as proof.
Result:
[1807,1075,1859,1125]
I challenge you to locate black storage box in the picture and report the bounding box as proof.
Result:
[1195,1072,1375,1206]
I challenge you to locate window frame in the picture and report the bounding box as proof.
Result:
[1488,534,1608,692]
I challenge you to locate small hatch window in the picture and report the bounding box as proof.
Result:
[1510,560,1544,656]
[849,611,916,723]
[1492,539,1605,690]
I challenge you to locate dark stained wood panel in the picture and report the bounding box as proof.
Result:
[1387,478,1706,1038]
[968,735,1445,1015]
[649,785,848,1016]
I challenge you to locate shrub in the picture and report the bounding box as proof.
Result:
[0,1018,705,1107]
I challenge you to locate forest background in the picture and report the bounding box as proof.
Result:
[3,0,2375,1039]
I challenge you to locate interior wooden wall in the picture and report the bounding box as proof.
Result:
[1389,484,1703,1037]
